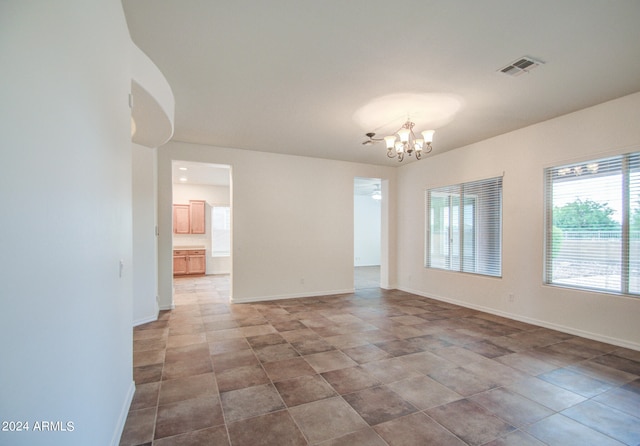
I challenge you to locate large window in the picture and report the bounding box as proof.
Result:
[545,152,640,295]
[426,176,502,277]
[211,205,231,256]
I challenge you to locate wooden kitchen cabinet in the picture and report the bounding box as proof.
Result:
[189,200,206,234]
[173,249,206,276]
[187,250,206,274]
[172,251,188,275]
[173,200,206,234]
[173,204,191,234]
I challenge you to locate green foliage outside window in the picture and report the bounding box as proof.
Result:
[553,198,619,230]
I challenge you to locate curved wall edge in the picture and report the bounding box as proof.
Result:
[130,43,174,147]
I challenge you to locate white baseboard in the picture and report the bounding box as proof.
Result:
[133,314,158,327]
[399,286,640,352]
[110,380,135,446]
[231,288,354,304]
[133,299,160,327]
[158,302,175,310]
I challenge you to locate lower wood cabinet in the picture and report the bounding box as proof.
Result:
[173,249,206,276]
[173,252,188,275]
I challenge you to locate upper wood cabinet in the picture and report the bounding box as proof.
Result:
[189,200,206,234]
[173,200,206,234]
[173,204,191,234]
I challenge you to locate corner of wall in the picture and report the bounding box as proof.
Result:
[110,380,136,446]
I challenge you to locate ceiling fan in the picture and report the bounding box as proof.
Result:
[361,132,384,145]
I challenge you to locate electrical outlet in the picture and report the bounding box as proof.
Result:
[508,293,515,303]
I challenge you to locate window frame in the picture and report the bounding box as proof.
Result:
[544,151,639,296]
[425,175,503,278]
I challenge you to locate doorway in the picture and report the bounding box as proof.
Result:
[171,161,231,290]
[354,177,382,289]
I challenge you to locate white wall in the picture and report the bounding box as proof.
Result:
[396,92,640,350]
[0,1,135,445]
[354,193,381,266]
[173,182,231,274]
[132,144,159,326]
[157,143,397,307]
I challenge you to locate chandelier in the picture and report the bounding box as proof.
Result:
[363,120,434,162]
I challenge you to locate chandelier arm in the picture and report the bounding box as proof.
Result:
[387,150,396,159]
[365,132,385,142]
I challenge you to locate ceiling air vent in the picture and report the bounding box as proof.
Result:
[498,56,544,77]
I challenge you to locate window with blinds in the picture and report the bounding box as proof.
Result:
[426,176,503,277]
[545,152,640,295]
[211,205,231,256]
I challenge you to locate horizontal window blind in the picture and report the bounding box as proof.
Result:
[545,152,639,295]
[212,206,231,256]
[426,176,502,277]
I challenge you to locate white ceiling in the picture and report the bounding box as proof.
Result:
[172,161,230,186]
[172,161,380,192]
[122,0,640,167]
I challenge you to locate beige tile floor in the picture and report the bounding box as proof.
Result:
[120,274,640,446]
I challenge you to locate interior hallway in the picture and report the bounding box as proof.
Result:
[121,275,640,445]
[354,266,380,290]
